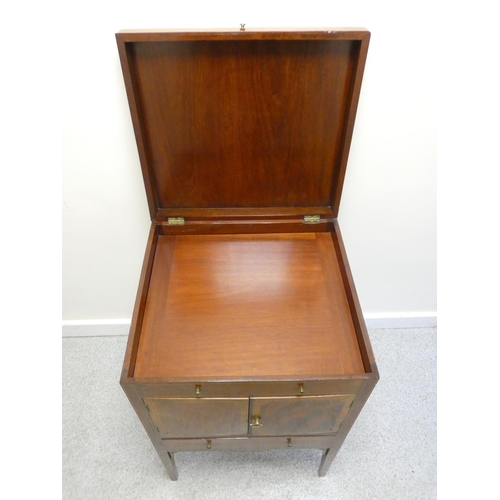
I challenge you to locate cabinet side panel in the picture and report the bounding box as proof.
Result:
[315,232,365,374]
[121,383,178,478]
[331,221,378,376]
[121,224,158,381]
[318,377,377,476]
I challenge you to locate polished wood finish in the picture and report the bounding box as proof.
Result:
[117,28,370,41]
[120,224,378,479]
[116,29,370,220]
[121,383,178,479]
[121,225,157,379]
[134,233,364,380]
[117,29,378,480]
[318,377,377,477]
[156,206,334,220]
[249,395,355,436]
[163,435,337,452]
[145,397,249,438]
[138,379,366,397]
[331,220,379,375]
[159,219,334,236]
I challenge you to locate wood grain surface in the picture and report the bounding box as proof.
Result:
[118,35,367,218]
[116,30,376,479]
[249,395,355,436]
[161,434,338,452]
[145,397,249,438]
[134,232,364,379]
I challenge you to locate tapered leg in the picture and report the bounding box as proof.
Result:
[161,451,178,480]
[121,383,179,479]
[318,379,379,477]
[318,448,338,477]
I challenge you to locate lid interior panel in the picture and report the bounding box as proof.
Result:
[123,37,363,216]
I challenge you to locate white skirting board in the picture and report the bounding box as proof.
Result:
[364,312,437,329]
[62,319,132,337]
[62,313,437,337]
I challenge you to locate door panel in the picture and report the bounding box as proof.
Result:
[144,397,249,438]
[249,395,355,436]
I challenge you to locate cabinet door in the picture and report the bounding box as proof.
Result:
[144,397,249,438]
[248,395,355,436]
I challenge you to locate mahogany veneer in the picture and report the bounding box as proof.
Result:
[135,233,364,380]
[117,27,378,480]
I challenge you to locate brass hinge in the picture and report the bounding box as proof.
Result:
[303,215,321,224]
[167,217,185,226]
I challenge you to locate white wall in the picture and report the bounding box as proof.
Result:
[62,0,437,328]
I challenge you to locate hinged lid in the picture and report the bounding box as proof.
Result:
[116,28,370,221]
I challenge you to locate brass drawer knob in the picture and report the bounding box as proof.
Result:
[206,439,212,449]
[250,415,262,427]
[298,383,304,394]
[195,385,201,396]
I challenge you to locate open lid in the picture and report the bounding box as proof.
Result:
[116,28,370,221]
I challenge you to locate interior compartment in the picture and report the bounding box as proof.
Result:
[133,231,366,379]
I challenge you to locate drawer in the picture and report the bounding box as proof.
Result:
[248,395,355,436]
[162,435,337,452]
[139,379,364,399]
[144,397,249,438]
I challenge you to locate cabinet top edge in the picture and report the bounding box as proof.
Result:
[117,27,369,33]
[116,28,370,42]
[122,374,376,385]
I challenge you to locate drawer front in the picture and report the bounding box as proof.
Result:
[144,397,249,438]
[138,379,365,398]
[249,395,355,436]
[162,435,337,452]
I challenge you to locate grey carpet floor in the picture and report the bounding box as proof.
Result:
[62,328,436,500]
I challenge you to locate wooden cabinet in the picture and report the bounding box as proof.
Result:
[144,394,354,440]
[116,27,379,480]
